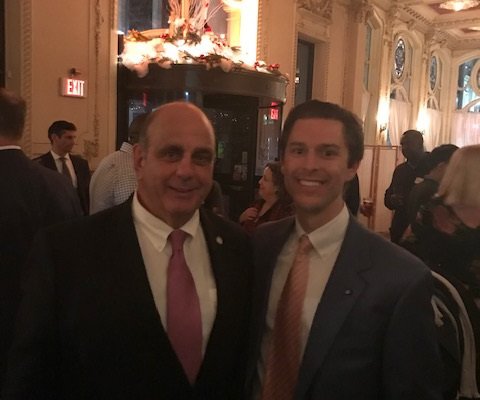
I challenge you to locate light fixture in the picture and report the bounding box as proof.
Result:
[377,97,390,134]
[439,0,479,12]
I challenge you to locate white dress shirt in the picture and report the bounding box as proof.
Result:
[50,150,78,188]
[258,205,350,383]
[132,192,217,355]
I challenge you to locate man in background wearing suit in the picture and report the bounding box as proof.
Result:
[247,100,442,400]
[35,120,91,215]
[0,88,81,392]
[384,129,426,243]
[3,102,252,399]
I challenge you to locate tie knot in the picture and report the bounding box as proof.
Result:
[60,156,67,162]
[297,234,312,255]
[169,229,187,252]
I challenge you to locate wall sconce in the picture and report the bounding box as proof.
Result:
[416,107,430,134]
[377,97,390,135]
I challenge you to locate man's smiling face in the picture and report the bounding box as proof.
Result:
[281,118,358,231]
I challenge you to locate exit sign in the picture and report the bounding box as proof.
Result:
[60,78,87,98]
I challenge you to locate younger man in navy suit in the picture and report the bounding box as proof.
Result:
[247,100,442,400]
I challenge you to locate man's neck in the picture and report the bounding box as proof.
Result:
[296,200,345,234]
[0,137,21,147]
[407,152,424,167]
[51,148,67,157]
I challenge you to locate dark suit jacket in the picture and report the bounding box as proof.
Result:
[2,200,252,399]
[34,151,91,215]
[247,216,442,400]
[0,149,82,390]
[384,162,417,243]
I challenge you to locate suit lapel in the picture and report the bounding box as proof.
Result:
[109,200,182,361]
[295,219,372,399]
[252,218,295,351]
[42,152,57,171]
[245,218,296,393]
[196,210,238,376]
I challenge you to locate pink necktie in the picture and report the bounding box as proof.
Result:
[261,234,313,400]
[166,229,202,385]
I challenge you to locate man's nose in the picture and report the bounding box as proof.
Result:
[176,156,194,177]
[303,151,318,170]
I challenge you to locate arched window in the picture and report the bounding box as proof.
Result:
[456,58,480,112]
[388,35,413,146]
[451,57,480,146]
[427,54,441,111]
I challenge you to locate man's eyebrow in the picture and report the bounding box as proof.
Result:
[287,141,306,146]
[317,143,341,148]
[158,144,182,151]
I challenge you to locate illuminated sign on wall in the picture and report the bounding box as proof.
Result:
[270,108,279,120]
[60,78,87,98]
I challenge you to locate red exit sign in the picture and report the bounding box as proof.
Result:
[60,78,87,98]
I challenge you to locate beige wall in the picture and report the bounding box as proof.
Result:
[5,0,116,168]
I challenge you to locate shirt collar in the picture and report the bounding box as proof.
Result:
[132,191,201,252]
[119,142,133,153]
[295,204,350,259]
[50,150,70,161]
[0,145,21,150]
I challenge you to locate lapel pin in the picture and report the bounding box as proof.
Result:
[344,289,353,295]
[215,236,223,245]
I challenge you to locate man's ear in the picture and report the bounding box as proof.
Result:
[133,144,145,177]
[347,161,360,181]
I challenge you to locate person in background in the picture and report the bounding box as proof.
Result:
[246,100,442,400]
[89,113,148,214]
[34,120,91,215]
[411,145,480,399]
[407,144,458,230]
[344,173,360,216]
[203,180,226,217]
[0,88,81,392]
[384,129,426,243]
[239,161,293,234]
[412,144,480,295]
[2,102,252,399]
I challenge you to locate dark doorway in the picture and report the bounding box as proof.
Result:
[295,39,314,106]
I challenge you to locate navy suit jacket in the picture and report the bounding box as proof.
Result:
[247,216,443,400]
[0,149,81,390]
[35,151,91,215]
[2,200,252,399]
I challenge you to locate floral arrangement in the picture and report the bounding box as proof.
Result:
[119,0,286,80]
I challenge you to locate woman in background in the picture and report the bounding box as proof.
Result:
[415,144,480,293]
[239,161,293,234]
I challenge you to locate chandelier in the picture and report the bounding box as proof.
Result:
[439,0,479,11]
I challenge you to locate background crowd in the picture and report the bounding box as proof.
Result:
[1,86,479,399]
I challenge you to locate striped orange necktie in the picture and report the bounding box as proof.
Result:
[261,234,313,400]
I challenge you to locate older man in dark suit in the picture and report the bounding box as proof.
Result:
[247,100,442,400]
[0,88,81,391]
[34,120,91,215]
[3,102,252,399]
